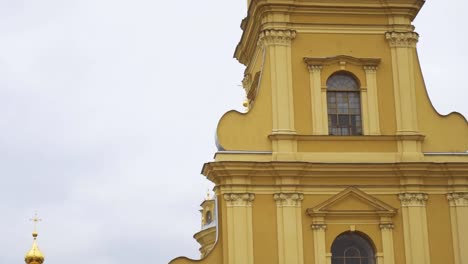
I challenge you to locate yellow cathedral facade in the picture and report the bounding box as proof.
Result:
[170,0,468,264]
[22,1,468,264]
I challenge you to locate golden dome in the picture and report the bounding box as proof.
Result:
[25,232,44,264]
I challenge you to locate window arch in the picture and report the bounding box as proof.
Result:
[331,232,375,264]
[205,211,212,224]
[326,72,362,136]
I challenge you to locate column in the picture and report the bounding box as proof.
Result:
[258,29,297,155]
[311,223,327,264]
[386,32,422,161]
[379,223,395,264]
[385,32,419,134]
[447,192,468,264]
[274,193,305,264]
[363,65,381,135]
[223,193,255,264]
[399,193,431,264]
[307,65,327,135]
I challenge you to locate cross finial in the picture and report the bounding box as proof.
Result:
[29,212,42,234]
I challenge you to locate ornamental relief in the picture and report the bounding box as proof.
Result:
[257,29,296,47]
[447,192,468,207]
[273,193,304,207]
[385,31,419,48]
[398,193,428,207]
[379,223,395,230]
[311,223,327,230]
[223,193,255,207]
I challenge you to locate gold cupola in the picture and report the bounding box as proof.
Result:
[25,215,45,264]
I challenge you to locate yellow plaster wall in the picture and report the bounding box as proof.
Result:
[413,53,468,152]
[252,194,279,264]
[301,195,319,263]
[291,14,388,25]
[426,195,455,264]
[377,195,406,264]
[291,33,397,137]
[216,49,272,151]
[297,139,397,152]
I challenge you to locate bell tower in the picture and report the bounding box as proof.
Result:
[170,1,468,264]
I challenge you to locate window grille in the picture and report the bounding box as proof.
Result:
[327,73,362,136]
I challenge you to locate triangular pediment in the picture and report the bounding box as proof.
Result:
[307,187,396,217]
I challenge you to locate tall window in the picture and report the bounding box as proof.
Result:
[331,232,375,264]
[327,73,362,135]
[205,211,212,224]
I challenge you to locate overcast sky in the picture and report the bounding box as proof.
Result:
[0,1,466,264]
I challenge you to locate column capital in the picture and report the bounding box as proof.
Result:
[399,193,428,207]
[447,192,468,207]
[307,65,323,73]
[257,29,296,47]
[385,31,419,48]
[311,223,327,230]
[223,193,255,207]
[274,193,304,207]
[363,65,378,72]
[379,223,395,230]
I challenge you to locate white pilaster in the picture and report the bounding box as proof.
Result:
[379,223,395,264]
[274,193,304,264]
[447,192,468,264]
[223,193,255,264]
[311,223,327,264]
[399,193,431,264]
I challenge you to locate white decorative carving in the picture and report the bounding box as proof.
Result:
[257,29,296,47]
[379,223,394,230]
[447,192,468,207]
[363,65,378,72]
[311,224,327,230]
[399,193,428,207]
[223,193,255,207]
[274,193,304,207]
[307,65,323,73]
[385,31,419,48]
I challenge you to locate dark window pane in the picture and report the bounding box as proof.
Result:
[327,74,362,135]
[346,259,360,264]
[331,232,375,264]
[339,115,349,126]
[344,247,361,257]
[327,73,359,90]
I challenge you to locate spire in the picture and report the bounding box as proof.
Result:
[25,213,44,264]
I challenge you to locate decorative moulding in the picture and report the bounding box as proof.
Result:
[257,29,296,47]
[223,193,255,207]
[306,187,397,218]
[447,192,468,207]
[385,31,419,48]
[398,193,428,207]
[273,193,304,207]
[304,55,381,68]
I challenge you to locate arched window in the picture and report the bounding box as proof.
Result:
[327,73,362,135]
[205,211,212,224]
[331,232,375,264]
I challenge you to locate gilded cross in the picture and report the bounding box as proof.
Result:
[29,212,42,232]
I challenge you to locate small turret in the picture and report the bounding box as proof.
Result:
[193,190,217,258]
[25,213,44,264]
[25,232,45,264]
